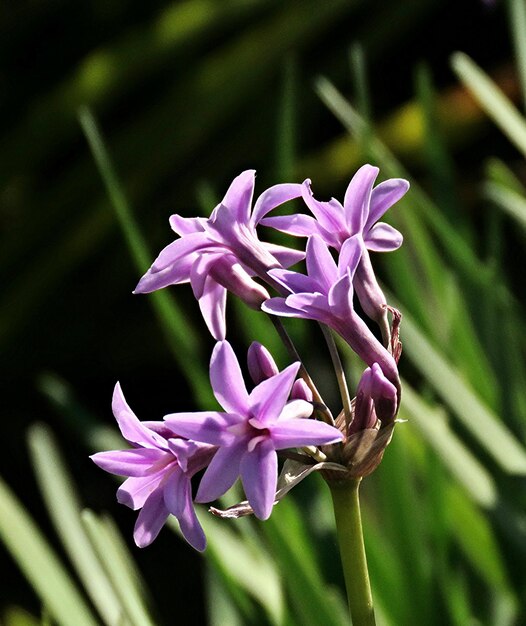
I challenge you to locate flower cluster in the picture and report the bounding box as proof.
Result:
[92,165,408,550]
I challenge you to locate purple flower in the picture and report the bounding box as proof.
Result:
[262,235,400,388]
[261,165,408,327]
[134,170,304,340]
[90,383,215,550]
[164,341,343,520]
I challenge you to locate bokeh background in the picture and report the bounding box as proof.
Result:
[2,1,526,625]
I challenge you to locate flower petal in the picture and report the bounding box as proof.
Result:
[249,362,301,425]
[221,170,256,224]
[344,164,379,234]
[270,418,343,449]
[305,236,338,293]
[111,383,167,449]
[150,232,211,272]
[117,470,166,510]
[163,467,187,518]
[240,439,277,520]
[267,268,317,295]
[90,448,168,477]
[210,341,250,414]
[261,297,306,318]
[251,182,303,225]
[366,178,409,229]
[195,441,246,503]
[169,214,207,235]
[164,411,241,446]
[176,483,207,552]
[261,242,305,268]
[133,487,169,548]
[301,180,346,234]
[338,235,362,278]
[197,277,227,341]
[364,222,403,252]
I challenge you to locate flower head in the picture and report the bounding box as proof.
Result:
[262,235,400,388]
[164,341,343,520]
[261,165,409,329]
[90,383,215,550]
[134,170,304,340]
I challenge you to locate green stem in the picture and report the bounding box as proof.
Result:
[329,478,375,626]
[320,324,352,428]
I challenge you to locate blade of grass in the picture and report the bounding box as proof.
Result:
[81,510,157,626]
[451,52,526,158]
[507,0,526,111]
[27,423,126,626]
[398,303,526,475]
[484,181,526,232]
[0,475,99,626]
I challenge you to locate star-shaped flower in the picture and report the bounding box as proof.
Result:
[134,170,304,340]
[262,235,399,388]
[164,341,343,520]
[261,165,409,330]
[90,383,215,550]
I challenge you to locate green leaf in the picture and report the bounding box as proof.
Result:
[82,510,157,626]
[399,306,526,475]
[484,181,526,232]
[400,383,497,507]
[0,475,99,626]
[27,423,126,626]
[451,52,526,158]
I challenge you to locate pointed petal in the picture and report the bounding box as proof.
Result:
[249,362,300,424]
[117,470,166,509]
[133,488,169,548]
[305,236,338,292]
[366,178,409,229]
[133,263,192,293]
[344,165,379,234]
[301,180,346,234]
[260,214,324,238]
[270,418,343,449]
[197,277,227,341]
[111,383,167,449]
[163,468,187,518]
[90,448,168,477]
[221,170,256,224]
[210,341,249,414]
[195,442,246,502]
[151,232,211,272]
[177,483,207,551]
[251,183,303,225]
[327,272,354,319]
[286,292,332,323]
[164,411,241,446]
[364,222,403,252]
[290,379,313,402]
[338,235,362,278]
[169,214,207,235]
[261,297,306,317]
[261,242,305,268]
[240,439,277,520]
[267,268,317,295]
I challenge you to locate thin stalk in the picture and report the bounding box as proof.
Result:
[320,324,352,428]
[329,478,375,626]
[267,315,334,424]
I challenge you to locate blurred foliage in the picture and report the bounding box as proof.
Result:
[2,0,526,624]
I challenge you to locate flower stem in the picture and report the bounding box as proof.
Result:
[329,478,376,626]
[319,324,352,429]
